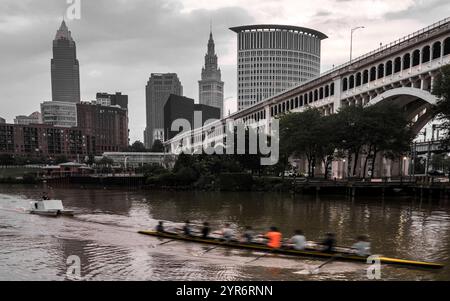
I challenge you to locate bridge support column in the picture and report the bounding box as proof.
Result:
[265,105,271,135]
[430,75,435,93]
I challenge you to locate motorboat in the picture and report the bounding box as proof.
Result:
[29,200,74,217]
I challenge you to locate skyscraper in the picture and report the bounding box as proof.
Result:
[198,31,224,117]
[51,20,80,103]
[230,25,327,111]
[144,73,183,148]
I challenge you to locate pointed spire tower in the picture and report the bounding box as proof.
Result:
[51,20,80,103]
[55,20,74,41]
[199,27,224,117]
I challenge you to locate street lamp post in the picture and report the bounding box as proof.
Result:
[350,26,365,62]
[124,156,128,170]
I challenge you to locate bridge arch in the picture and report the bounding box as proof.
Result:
[432,41,441,60]
[365,87,439,135]
[445,37,450,56]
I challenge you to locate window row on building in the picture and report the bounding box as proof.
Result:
[342,37,450,92]
[237,30,321,55]
[238,51,320,64]
[270,82,336,117]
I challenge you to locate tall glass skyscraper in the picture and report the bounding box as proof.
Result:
[230,25,327,111]
[198,31,224,117]
[51,20,80,103]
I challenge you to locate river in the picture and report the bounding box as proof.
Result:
[0,184,449,280]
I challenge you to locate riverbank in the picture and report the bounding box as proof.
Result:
[3,173,450,199]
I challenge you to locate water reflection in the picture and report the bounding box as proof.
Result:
[0,185,449,280]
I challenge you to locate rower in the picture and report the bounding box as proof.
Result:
[182,220,192,236]
[289,229,306,250]
[322,232,336,253]
[221,223,234,241]
[265,226,282,249]
[156,221,165,233]
[201,222,211,238]
[352,235,371,256]
[242,226,254,243]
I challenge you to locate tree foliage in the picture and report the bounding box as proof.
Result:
[433,64,450,146]
[128,140,147,152]
[279,103,413,178]
[150,139,165,152]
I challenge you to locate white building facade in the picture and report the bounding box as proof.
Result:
[102,152,176,168]
[230,25,327,111]
[41,101,77,127]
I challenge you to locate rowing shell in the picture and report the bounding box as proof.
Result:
[138,230,444,270]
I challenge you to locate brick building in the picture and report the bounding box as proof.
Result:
[76,102,129,153]
[0,102,129,160]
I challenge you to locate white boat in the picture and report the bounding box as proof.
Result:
[29,200,74,217]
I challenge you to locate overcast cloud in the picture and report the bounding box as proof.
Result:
[0,0,449,142]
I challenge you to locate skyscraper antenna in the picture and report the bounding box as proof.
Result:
[210,18,212,33]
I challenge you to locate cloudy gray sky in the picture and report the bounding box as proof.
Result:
[0,0,449,142]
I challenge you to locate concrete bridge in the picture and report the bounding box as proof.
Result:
[166,17,450,177]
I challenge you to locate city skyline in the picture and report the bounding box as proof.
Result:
[0,0,448,142]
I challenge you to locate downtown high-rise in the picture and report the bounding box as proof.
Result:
[198,31,224,117]
[144,73,183,148]
[51,20,80,103]
[230,25,327,111]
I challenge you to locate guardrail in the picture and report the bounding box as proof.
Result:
[321,17,450,76]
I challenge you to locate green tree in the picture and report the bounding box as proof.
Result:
[317,114,340,179]
[85,154,95,166]
[98,156,114,166]
[150,139,165,152]
[173,153,194,173]
[279,108,324,177]
[128,141,147,152]
[139,163,168,177]
[334,105,366,178]
[433,64,450,147]
[232,126,264,175]
[361,103,413,178]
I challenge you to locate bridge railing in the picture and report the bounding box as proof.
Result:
[321,17,450,76]
[256,17,450,111]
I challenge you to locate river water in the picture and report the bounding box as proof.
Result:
[0,184,449,281]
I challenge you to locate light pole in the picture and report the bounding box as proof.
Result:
[124,156,128,170]
[350,26,365,62]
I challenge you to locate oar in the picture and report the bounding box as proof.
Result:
[245,250,274,264]
[158,239,177,246]
[316,255,339,269]
[201,245,221,254]
[195,239,230,256]
[294,254,341,275]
